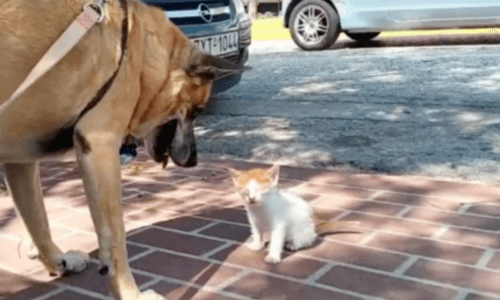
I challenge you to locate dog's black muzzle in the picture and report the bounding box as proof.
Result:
[146,119,197,168]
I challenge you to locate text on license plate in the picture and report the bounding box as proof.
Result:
[192,32,239,56]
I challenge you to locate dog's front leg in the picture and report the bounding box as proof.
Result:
[3,162,88,275]
[74,131,165,300]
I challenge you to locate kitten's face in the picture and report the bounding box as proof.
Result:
[229,165,280,205]
[235,179,269,204]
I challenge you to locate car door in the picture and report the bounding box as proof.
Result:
[385,0,500,26]
[333,0,395,30]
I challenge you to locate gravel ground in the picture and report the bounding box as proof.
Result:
[195,35,500,185]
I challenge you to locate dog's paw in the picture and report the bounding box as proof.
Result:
[137,289,168,300]
[265,254,281,264]
[245,241,264,251]
[59,250,89,274]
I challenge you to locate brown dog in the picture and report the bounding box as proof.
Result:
[0,0,246,299]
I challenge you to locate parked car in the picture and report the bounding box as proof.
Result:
[281,0,500,50]
[143,0,251,93]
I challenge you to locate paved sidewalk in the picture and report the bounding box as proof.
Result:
[1,150,500,300]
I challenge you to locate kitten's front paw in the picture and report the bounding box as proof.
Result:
[19,238,39,259]
[284,241,298,252]
[245,241,264,251]
[265,254,281,264]
[137,289,167,300]
[59,250,89,274]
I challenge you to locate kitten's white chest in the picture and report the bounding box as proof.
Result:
[247,205,271,233]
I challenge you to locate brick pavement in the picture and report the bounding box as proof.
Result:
[1,150,500,300]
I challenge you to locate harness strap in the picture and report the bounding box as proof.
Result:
[2,1,105,109]
[77,0,128,119]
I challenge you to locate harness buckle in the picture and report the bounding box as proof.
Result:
[84,2,105,23]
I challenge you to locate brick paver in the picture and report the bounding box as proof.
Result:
[1,149,500,300]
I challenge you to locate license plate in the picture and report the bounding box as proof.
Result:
[192,32,239,56]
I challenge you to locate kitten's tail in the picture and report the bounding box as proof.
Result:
[314,220,363,236]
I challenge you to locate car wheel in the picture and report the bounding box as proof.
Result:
[345,32,380,42]
[289,0,340,51]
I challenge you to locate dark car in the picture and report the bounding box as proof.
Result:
[143,0,251,94]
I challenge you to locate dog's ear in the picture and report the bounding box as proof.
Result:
[185,51,250,81]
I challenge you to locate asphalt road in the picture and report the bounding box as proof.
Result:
[196,34,500,185]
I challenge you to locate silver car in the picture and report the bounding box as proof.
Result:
[281,0,500,50]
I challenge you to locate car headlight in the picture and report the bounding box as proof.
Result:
[232,0,246,16]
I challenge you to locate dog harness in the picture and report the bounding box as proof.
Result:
[4,0,129,155]
[3,0,126,111]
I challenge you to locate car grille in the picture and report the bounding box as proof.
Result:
[145,0,232,25]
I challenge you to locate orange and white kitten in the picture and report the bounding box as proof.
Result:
[228,165,316,264]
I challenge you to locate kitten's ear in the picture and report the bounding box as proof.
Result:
[268,164,280,186]
[227,168,240,179]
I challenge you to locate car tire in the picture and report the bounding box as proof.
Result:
[345,32,380,42]
[289,0,340,51]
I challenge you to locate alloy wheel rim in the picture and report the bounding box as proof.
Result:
[294,5,329,45]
